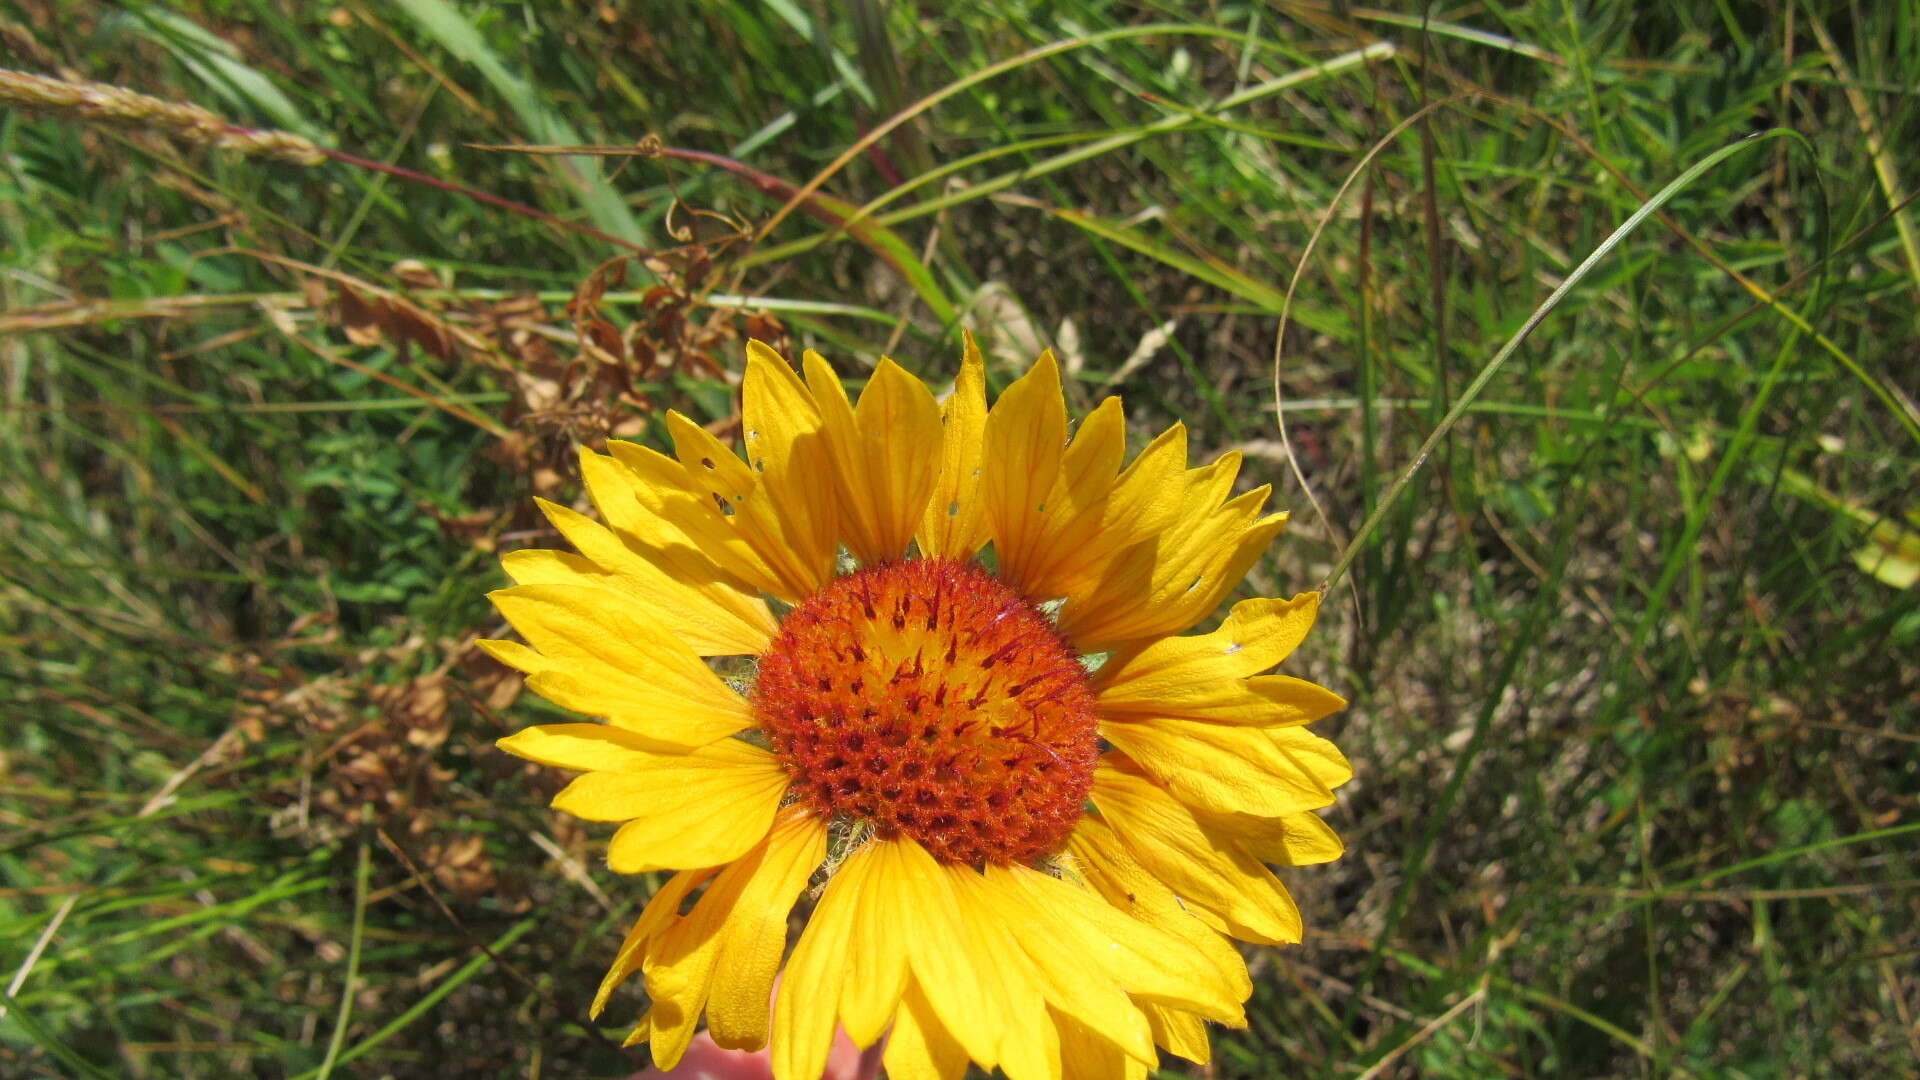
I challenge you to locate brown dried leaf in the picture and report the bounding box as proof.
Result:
[333,284,456,362]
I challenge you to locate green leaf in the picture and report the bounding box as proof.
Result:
[388,0,645,246]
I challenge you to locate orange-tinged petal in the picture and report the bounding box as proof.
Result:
[916,333,990,560]
[1092,765,1304,945]
[982,350,1067,583]
[483,584,750,746]
[1100,715,1339,818]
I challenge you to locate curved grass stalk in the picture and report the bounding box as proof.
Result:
[759,27,1393,241]
[1318,130,1820,591]
[741,41,1395,270]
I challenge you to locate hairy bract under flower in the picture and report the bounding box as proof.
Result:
[484,338,1351,1080]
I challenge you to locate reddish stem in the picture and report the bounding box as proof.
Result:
[309,138,648,254]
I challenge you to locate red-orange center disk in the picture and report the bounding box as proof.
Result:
[751,557,1099,867]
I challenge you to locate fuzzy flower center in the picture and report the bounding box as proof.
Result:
[751,557,1100,866]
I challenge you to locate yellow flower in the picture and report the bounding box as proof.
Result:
[486,339,1350,1080]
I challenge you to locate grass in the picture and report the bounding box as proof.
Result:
[3,1,1918,1077]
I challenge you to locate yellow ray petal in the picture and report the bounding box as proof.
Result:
[889,842,1007,1070]
[1247,675,1349,725]
[771,840,878,1080]
[1035,421,1201,607]
[600,781,788,873]
[1098,675,1345,728]
[483,585,751,746]
[1099,422,1193,542]
[499,548,610,588]
[1001,395,1125,601]
[836,838,915,1045]
[664,395,831,603]
[621,1011,654,1049]
[1142,1003,1212,1065]
[1056,1009,1149,1080]
[1062,817,1250,999]
[1091,766,1304,945]
[982,350,1067,583]
[806,352,943,565]
[1095,593,1325,716]
[592,867,714,1017]
[705,807,829,1051]
[581,444,785,601]
[853,358,944,558]
[538,741,786,872]
[606,438,780,587]
[916,333,990,560]
[1053,396,1126,508]
[882,980,971,1080]
[975,867,1155,1064]
[1200,808,1345,867]
[1268,726,1354,789]
[541,730,771,814]
[641,863,756,1068]
[741,340,840,594]
[643,1003,701,1072]
[498,722,705,774]
[642,816,822,1071]
[948,868,1060,1080]
[665,408,759,505]
[1059,459,1293,648]
[1100,715,1338,818]
[1000,863,1244,1022]
[531,497,774,655]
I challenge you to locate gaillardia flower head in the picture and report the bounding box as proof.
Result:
[485,339,1350,1080]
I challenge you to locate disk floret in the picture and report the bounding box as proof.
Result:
[752,558,1099,866]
